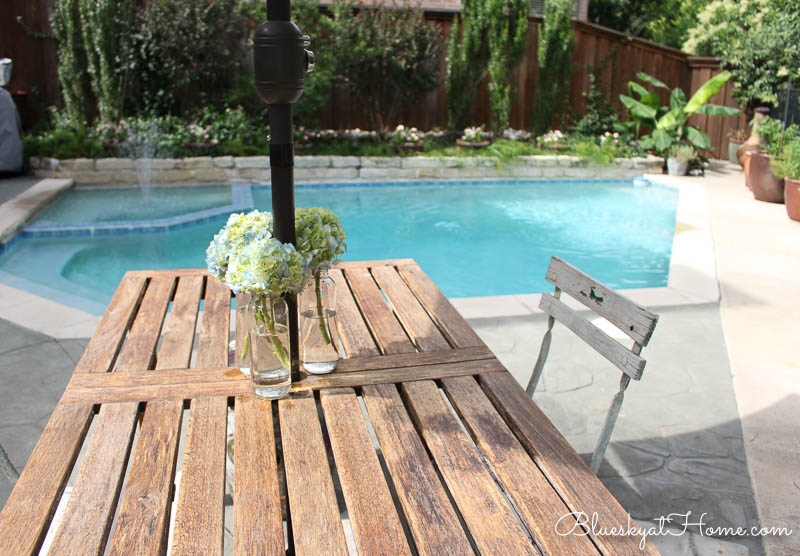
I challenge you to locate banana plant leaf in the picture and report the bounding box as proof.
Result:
[670,88,686,111]
[684,71,732,114]
[619,94,657,121]
[694,104,740,116]
[637,72,668,89]
[685,126,711,150]
[657,107,684,130]
[651,128,673,151]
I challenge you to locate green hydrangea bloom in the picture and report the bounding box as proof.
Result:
[295,207,347,271]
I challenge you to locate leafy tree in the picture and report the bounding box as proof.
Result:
[486,0,529,132]
[50,0,89,123]
[445,0,491,131]
[446,0,528,132]
[122,0,246,117]
[331,1,442,132]
[685,0,800,108]
[77,0,135,122]
[532,0,574,135]
[590,0,711,49]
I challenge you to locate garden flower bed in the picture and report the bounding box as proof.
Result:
[29,154,664,185]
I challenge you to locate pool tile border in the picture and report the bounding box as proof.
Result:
[21,185,254,237]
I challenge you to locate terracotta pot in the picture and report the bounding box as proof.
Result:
[786,178,800,221]
[738,107,769,166]
[744,152,753,189]
[728,140,744,165]
[749,152,785,203]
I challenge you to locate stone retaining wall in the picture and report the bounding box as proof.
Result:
[30,155,664,186]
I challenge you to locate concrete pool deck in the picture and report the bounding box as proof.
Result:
[1,164,798,554]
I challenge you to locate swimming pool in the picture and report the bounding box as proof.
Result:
[0,180,678,314]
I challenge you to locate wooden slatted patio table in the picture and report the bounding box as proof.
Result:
[0,259,659,555]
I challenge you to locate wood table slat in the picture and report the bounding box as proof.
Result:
[397,264,485,349]
[371,265,451,352]
[233,396,284,555]
[343,267,416,355]
[319,388,412,555]
[59,357,505,404]
[107,276,204,555]
[401,380,538,555]
[0,274,146,555]
[0,404,93,555]
[47,276,175,556]
[75,273,148,374]
[334,258,416,269]
[328,269,378,358]
[478,372,659,555]
[170,278,231,556]
[441,375,599,556]
[279,393,348,556]
[360,383,473,555]
[231,291,285,555]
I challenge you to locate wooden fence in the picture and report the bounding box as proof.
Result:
[320,17,743,159]
[1,5,743,159]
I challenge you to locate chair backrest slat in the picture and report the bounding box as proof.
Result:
[539,293,646,381]
[545,257,658,346]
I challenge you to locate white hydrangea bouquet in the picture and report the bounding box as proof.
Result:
[206,208,346,368]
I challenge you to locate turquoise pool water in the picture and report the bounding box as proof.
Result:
[0,180,678,315]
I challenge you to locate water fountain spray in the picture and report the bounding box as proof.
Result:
[253,0,315,376]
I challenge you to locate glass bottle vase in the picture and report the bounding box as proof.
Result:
[300,268,339,374]
[246,294,291,400]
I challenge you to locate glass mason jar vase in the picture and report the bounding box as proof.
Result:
[245,294,292,400]
[300,268,340,374]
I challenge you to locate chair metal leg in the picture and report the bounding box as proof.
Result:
[526,314,555,397]
[0,441,19,486]
[590,374,631,474]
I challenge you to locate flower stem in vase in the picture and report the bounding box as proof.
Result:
[315,270,332,345]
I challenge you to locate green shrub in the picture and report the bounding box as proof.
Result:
[686,0,800,108]
[572,47,621,137]
[573,139,619,165]
[772,137,800,180]
[485,0,528,133]
[758,116,800,158]
[532,0,575,135]
[331,0,442,131]
[23,110,102,159]
[122,0,246,117]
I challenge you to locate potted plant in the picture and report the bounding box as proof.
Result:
[390,124,423,153]
[749,116,799,203]
[536,129,568,151]
[772,137,800,221]
[457,126,491,149]
[666,143,695,176]
[728,128,747,165]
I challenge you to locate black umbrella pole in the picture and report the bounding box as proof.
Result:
[256,0,314,377]
[269,104,300,376]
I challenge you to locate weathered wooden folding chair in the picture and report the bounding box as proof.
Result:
[0,441,18,486]
[526,256,659,474]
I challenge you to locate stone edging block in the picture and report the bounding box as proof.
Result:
[29,154,666,185]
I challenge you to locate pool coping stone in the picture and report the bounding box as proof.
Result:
[0,178,74,245]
